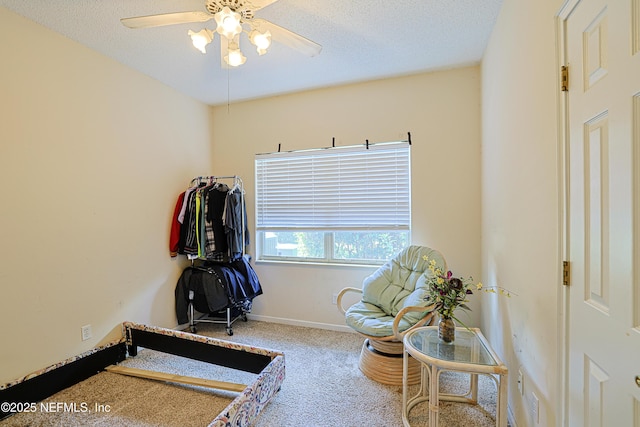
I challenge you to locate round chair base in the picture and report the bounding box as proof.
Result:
[358,339,420,386]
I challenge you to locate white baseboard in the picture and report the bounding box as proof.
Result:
[246,314,356,334]
[174,314,355,335]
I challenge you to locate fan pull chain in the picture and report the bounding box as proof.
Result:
[227,47,231,113]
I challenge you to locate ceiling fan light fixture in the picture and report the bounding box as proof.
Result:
[249,29,271,55]
[120,1,323,69]
[215,6,242,39]
[188,28,214,53]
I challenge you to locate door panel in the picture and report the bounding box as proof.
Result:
[583,8,608,90]
[584,112,609,314]
[565,0,640,425]
[635,93,640,330]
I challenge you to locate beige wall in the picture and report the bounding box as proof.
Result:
[210,66,482,329]
[0,8,211,383]
[481,0,564,426]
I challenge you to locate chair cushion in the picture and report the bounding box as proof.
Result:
[345,301,416,337]
[345,246,446,337]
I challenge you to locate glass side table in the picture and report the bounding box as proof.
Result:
[402,326,508,427]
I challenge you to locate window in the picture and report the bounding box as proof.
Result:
[255,142,410,265]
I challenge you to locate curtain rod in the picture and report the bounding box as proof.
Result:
[259,132,412,156]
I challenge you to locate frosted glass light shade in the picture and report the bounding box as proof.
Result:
[188,29,214,53]
[249,30,271,55]
[214,7,242,39]
[225,49,246,66]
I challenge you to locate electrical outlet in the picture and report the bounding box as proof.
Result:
[518,370,524,395]
[81,324,92,341]
[531,391,539,424]
[332,293,338,305]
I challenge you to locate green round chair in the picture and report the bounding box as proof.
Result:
[337,245,446,385]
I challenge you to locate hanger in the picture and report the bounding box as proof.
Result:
[228,176,243,194]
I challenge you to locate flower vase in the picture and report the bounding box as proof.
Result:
[438,316,456,343]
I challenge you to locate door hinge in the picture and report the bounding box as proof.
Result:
[561,65,569,92]
[563,261,571,286]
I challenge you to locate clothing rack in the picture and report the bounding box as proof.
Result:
[181,174,254,336]
[189,174,243,188]
[187,175,245,263]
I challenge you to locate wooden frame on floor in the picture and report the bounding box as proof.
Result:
[0,322,285,427]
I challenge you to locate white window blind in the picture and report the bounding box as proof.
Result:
[255,142,410,231]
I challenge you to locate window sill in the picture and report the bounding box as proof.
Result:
[255,259,382,269]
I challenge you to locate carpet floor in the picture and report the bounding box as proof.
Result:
[1,320,505,426]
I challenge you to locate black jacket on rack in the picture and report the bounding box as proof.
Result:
[175,257,263,325]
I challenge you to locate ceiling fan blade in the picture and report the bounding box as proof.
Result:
[244,0,280,11]
[121,11,213,29]
[249,18,322,57]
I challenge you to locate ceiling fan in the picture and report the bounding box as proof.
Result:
[121,0,322,67]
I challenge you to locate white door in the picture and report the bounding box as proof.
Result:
[563,0,640,425]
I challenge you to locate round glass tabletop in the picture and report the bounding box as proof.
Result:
[405,327,497,366]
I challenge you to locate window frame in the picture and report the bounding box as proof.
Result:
[255,141,411,266]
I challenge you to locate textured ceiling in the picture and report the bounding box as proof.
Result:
[0,0,503,106]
